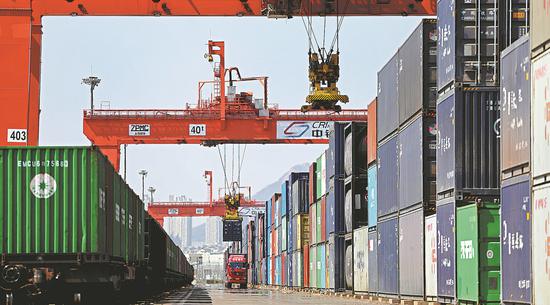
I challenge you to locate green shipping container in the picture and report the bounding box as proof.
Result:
[456,202,500,304]
[316,200,322,243]
[315,153,326,200]
[309,244,317,288]
[0,147,145,263]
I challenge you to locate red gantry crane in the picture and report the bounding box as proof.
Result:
[82,40,368,171]
[0,0,435,147]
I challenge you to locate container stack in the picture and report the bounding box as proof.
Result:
[375,18,438,299]
[530,3,550,304]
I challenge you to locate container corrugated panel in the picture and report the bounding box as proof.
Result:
[377,217,398,295]
[288,246,293,286]
[282,217,287,252]
[532,183,550,305]
[288,209,293,252]
[501,175,531,303]
[317,243,326,289]
[377,134,399,217]
[532,49,550,182]
[436,87,500,195]
[0,147,144,263]
[500,35,531,176]
[353,226,369,293]
[275,255,281,285]
[282,252,287,286]
[291,174,309,215]
[398,208,424,297]
[436,199,455,299]
[456,202,500,303]
[309,244,317,288]
[327,233,345,291]
[316,199,322,242]
[316,154,326,200]
[368,230,378,293]
[320,196,326,242]
[267,199,272,229]
[281,180,289,217]
[326,182,335,235]
[377,53,399,142]
[398,19,437,125]
[437,0,499,90]
[328,123,345,179]
[309,162,316,204]
[326,236,334,289]
[304,243,310,287]
[531,0,550,53]
[368,164,378,227]
[425,214,437,298]
[399,115,436,210]
[310,202,317,244]
[277,227,282,255]
[344,122,368,178]
[345,243,353,290]
[367,100,378,165]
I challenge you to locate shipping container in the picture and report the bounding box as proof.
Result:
[309,244,317,288]
[310,202,317,245]
[368,164,378,227]
[437,0,499,90]
[293,250,303,287]
[436,87,500,196]
[275,255,281,286]
[377,53,399,142]
[345,243,353,290]
[500,35,531,177]
[290,173,309,215]
[501,0,529,49]
[530,0,550,54]
[326,233,345,291]
[456,202,500,304]
[293,214,309,251]
[282,217,287,252]
[309,162,316,204]
[316,153,326,200]
[304,243,310,287]
[532,183,550,305]
[398,19,437,125]
[267,199,272,229]
[0,147,145,263]
[399,114,437,210]
[377,216,398,295]
[344,122,367,178]
[281,180,289,217]
[532,49,550,182]
[316,243,326,289]
[282,252,287,286]
[437,199,455,300]
[367,100,378,165]
[288,248,293,287]
[425,214,437,298]
[328,123,345,180]
[377,134,399,217]
[288,209,294,252]
[353,227,369,293]
[344,177,368,233]
[501,175,531,303]
[368,230,378,294]
[399,208,424,297]
[316,198,323,242]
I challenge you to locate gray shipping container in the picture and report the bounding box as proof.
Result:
[436,87,500,196]
[398,19,438,125]
[378,135,399,216]
[500,35,531,177]
[530,0,550,54]
[436,199,455,300]
[377,217,398,295]
[377,53,399,142]
[399,115,437,210]
[501,175,531,303]
[398,208,425,297]
[368,230,378,294]
[437,0,499,90]
[345,243,353,290]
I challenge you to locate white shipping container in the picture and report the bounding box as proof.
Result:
[425,214,437,297]
[321,152,327,195]
[533,183,550,305]
[532,49,550,181]
[353,227,369,292]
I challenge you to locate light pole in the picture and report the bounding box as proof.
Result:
[148,186,156,204]
[82,76,101,115]
[139,170,148,202]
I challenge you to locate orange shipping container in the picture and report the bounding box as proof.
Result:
[367,99,377,165]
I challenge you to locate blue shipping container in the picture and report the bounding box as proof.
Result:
[267,199,272,229]
[368,230,378,293]
[501,175,531,303]
[276,256,281,285]
[326,177,345,235]
[288,211,294,252]
[327,233,345,290]
[377,135,399,217]
[281,181,289,217]
[377,217,399,295]
[436,199,455,298]
[399,116,423,209]
[319,243,327,289]
[436,0,455,90]
[288,250,293,287]
[368,164,378,227]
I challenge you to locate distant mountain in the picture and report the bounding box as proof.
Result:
[191,222,206,245]
[252,163,310,202]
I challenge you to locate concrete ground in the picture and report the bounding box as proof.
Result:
[145,285,389,305]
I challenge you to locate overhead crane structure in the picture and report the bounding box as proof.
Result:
[83,40,369,170]
[0,0,436,148]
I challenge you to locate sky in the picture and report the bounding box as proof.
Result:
[39,15,425,203]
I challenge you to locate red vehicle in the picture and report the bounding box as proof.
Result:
[224,253,248,289]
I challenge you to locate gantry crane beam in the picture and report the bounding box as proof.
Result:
[83,108,368,170]
[0,0,434,148]
[147,201,265,226]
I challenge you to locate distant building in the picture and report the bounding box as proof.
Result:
[164,216,193,249]
[206,217,222,246]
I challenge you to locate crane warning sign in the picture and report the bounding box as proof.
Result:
[276,121,333,139]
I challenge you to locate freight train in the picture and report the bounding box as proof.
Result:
[0,147,194,304]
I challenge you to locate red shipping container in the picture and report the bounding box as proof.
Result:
[321,196,327,242]
[309,162,317,204]
[367,99,377,165]
[304,242,310,287]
